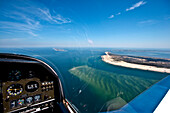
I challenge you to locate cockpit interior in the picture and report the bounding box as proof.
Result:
[0,53,78,113]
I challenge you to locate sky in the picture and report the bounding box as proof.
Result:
[0,0,170,48]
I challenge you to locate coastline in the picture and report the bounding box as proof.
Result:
[101,52,170,73]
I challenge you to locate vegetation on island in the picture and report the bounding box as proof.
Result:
[107,52,170,68]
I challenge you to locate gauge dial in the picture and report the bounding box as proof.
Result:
[8,70,22,81]
[26,96,33,104]
[34,95,41,102]
[17,98,25,106]
[7,84,23,96]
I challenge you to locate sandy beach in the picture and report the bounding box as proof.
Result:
[101,52,170,73]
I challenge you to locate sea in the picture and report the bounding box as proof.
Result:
[0,47,170,112]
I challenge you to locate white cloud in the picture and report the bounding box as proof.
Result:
[138,20,157,25]
[0,20,40,37]
[28,31,38,37]
[108,1,146,19]
[116,12,121,15]
[14,6,72,25]
[38,8,53,21]
[0,1,71,37]
[52,14,72,24]
[0,21,39,31]
[138,20,153,24]
[37,8,71,24]
[108,15,114,19]
[108,12,121,19]
[87,39,94,45]
[126,1,146,11]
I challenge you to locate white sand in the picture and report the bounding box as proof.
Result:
[101,52,170,73]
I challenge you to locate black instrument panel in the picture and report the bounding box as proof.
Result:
[2,77,55,112]
[0,54,64,113]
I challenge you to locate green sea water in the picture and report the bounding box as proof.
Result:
[0,48,169,112]
[69,65,158,111]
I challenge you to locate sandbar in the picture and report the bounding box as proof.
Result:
[101,52,170,73]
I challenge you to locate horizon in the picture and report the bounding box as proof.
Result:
[0,0,170,48]
[1,46,170,50]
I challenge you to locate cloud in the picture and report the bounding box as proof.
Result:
[0,20,40,37]
[138,20,153,24]
[28,31,38,37]
[0,1,71,37]
[138,20,157,25]
[87,39,94,45]
[126,1,147,11]
[0,21,39,31]
[108,1,146,19]
[116,12,121,15]
[1,10,40,37]
[108,15,114,19]
[37,8,71,24]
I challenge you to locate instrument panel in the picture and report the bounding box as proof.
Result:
[2,77,55,112]
[0,54,64,113]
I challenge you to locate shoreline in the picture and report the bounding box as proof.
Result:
[101,52,170,73]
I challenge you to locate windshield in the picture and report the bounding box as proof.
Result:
[0,0,170,112]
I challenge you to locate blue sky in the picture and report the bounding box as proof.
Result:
[0,0,170,48]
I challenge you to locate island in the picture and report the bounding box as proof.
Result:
[101,52,170,73]
[53,48,66,51]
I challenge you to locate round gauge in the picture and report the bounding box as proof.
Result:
[7,84,23,96]
[25,81,39,92]
[26,96,33,104]
[27,71,35,78]
[8,70,22,81]
[34,95,41,102]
